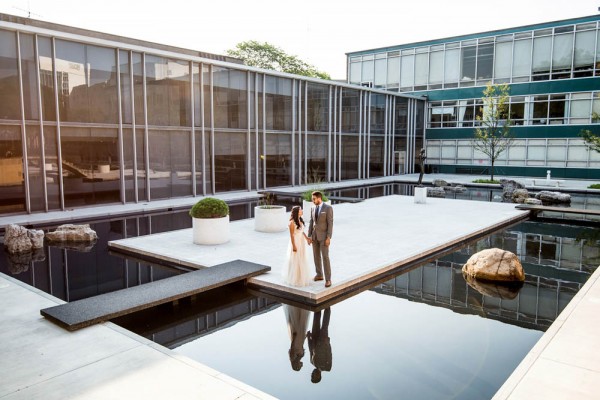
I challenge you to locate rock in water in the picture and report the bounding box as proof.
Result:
[534,191,571,204]
[512,188,529,204]
[500,179,525,203]
[464,275,523,299]
[462,248,525,282]
[4,224,33,253]
[4,225,44,253]
[46,224,98,242]
[524,198,542,205]
[427,187,446,198]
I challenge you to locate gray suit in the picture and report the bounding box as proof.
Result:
[308,203,333,281]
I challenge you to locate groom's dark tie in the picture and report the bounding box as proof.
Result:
[315,205,320,220]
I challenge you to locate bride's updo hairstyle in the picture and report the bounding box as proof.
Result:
[290,206,304,229]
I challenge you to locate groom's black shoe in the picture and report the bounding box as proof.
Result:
[314,276,324,281]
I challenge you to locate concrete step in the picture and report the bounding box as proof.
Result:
[40,260,270,331]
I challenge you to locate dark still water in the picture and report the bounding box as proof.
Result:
[173,290,541,400]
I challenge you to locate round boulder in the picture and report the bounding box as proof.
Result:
[512,188,529,204]
[462,248,525,282]
[432,179,448,187]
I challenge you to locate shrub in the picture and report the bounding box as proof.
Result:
[189,198,229,218]
[588,183,600,189]
[301,189,329,202]
[472,179,501,184]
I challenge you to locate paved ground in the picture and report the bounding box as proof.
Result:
[0,273,276,400]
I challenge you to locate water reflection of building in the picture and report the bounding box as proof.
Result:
[0,13,425,216]
[373,261,579,330]
[372,220,599,330]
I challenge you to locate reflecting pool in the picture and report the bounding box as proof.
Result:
[1,185,599,399]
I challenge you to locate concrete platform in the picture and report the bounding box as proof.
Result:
[109,195,529,304]
[0,272,276,400]
[41,260,270,331]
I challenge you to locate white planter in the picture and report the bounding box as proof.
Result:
[414,186,427,204]
[303,199,332,222]
[254,206,287,232]
[192,215,230,245]
[97,164,110,173]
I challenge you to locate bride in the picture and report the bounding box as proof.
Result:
[283,206,312,287]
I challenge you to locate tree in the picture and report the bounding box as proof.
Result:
[226,41,330,80]
[472,83,514,181]
[579,112,600,152]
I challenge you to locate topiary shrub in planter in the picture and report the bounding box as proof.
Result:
[301,189,331,222]
[189,198,230,245]
[254,193,287,232]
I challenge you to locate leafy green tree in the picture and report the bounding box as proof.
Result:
[472,83,514,181]
[226,41,330,80]
[580,112,600,152]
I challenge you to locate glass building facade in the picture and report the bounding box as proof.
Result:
[347,15,600,179]
[0,14,424,215]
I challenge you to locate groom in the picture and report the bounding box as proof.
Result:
[307,191,333,287]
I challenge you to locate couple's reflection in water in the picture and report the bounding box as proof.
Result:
[283,305,332,383]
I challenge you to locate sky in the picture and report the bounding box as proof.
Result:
[1,0,599,79]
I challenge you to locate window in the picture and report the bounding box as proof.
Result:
[428,51,443,86]
[494,41,512,81]
[574,30,595,77]
[429,102,442,128]
[510,98,525,125]
[569,92,591,124]
[349,61,361,84]
[512,39,532,82]
[387,56,400,86]
[548,95,566,124]
[374,58,386,87]
[532,36,552,80]
[400,54,414,90]
[0,30,20,120]
[441,101,457,127]
[552,33,573,79]
[414,53,428,89]
[362,59,374,83]
[443,49,460,88]
[532,95,549,124]
[460,46,476,86]
[458,100,475,127]
[476,44,494,82]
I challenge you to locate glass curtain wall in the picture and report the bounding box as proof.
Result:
[341,88,360,180]
[306,83,329,183]
[0,24,420,216]
[264,75,293,187]
[370,93,386,177]
[0,30,24,213]
[213,66,247,192]
[350,21,600,90]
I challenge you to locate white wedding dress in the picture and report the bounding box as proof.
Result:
[283,222,312,287]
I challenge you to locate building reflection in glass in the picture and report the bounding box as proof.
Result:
[0,21,424,216]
